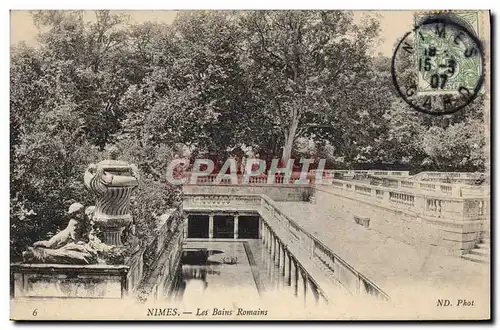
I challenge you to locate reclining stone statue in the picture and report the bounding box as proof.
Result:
[22,203,99,265]
[21,152,141,265]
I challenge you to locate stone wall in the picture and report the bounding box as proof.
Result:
[11,209,184,301]
[260,195,389,301]
[10,264,128,299]
[126,249,145,292]
[183,184,312,201]
[181,192,392,300]
[134,209,184,302]
[312,186,487,255]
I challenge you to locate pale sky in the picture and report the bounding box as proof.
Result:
[10,10,414,57]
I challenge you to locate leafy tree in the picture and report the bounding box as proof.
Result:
[10,95,101,259]
[10,10,488,261]
[238,11,381,162]
[10,10,170,260]
[31,10,133,149]
[420,96,486,171]
[119,12,254,161]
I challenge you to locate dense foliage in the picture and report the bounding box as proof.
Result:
[10,10,487,260]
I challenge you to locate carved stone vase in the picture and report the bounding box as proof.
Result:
[84,159,139,246]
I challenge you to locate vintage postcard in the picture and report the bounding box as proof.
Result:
[9,9,491,320]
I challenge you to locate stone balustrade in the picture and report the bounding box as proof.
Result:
[312,239,387,299]
[309,169,410,178]
[183,173,312,185]
[11,208,184,300]
[185,175,488,222]
[260,195,390,300]
[183,192,390,301]
[323,178,487,222]
[367,176,470,197]
[410,171,485,182]
[183,184,312,202]
[183,194,262,212]
[183,173,488,255]
[133,209,184,300]
[182,171,486,200]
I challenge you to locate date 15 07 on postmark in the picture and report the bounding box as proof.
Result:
[391,13,485,115]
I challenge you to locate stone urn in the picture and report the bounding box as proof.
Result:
[84,159,139,246]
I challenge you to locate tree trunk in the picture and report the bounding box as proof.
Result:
[282,136,293,162]
[281,113,299,162]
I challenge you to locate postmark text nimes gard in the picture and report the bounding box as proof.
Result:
[391,13,484,115]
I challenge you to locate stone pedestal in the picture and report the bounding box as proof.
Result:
[10,264,129,299]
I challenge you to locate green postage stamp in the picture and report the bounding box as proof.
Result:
[414,11,482,95]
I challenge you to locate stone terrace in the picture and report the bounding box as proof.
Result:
[276,201,489,299]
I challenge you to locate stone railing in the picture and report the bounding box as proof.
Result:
[9,208,185,301]
[310,171,486,199]
[182,171,488,222]
[312,240,388,300]
[182,171,416,185]
[183,183,313,202]
[322,178,488,221]
[259,195,390,301]
[183,194,262,211]
[126,208,183,294]
[134,209,184,301]
[367,176,467,197]
[310,169,410,179]
[180,171,485,200]
[410,171,486,183]
[182,171,485,189]
[183,173,312,185]
[183,192,390,300]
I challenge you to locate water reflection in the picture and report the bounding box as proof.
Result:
[177,249,225,297]
[181,248,224,265]
[173,242,301,303]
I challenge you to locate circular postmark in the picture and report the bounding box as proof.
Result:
[391,14,485,115]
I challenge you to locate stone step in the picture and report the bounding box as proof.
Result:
[318,265,335,276]
[476,243,489,250]
[313,258,335,276]
[461,253,489,264]
[315,259,331,269]
[470,248,489,257]
[481,237,490,244]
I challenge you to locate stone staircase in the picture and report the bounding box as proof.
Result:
[461,237,490,264]
[313,257,337,284]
